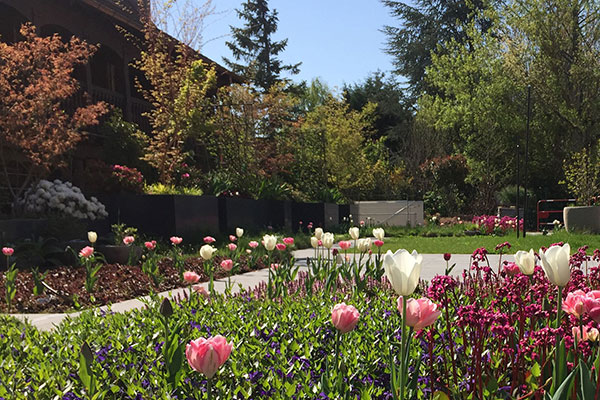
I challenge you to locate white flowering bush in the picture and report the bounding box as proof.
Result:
[18,179,108,220]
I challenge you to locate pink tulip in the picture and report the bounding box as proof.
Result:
[228,243,237,251]
[573,326,591,342]
[2,247,14,256]
[183,271,201,284]
[331,303,360,334]
[249,241,259,249]
[123,236,135,245]
[186,336,233,378]
[563,290,586,318]
[398,297,441,330]
[171,236,183,245]
[271,263,279,270]
[584,290,600,322]
[79,246,94,258]
[276,243,286,251]
[339,241,352,250]
[229,235,237,242]
[373,240,384,248]
[144,241,156,250]
[360,220,365,226]
[203,236,215,244]
[283,237,294,246]
[192,285,209,298]
[318,240,322,246]
[220,259,233,271]
[504,262,521,276]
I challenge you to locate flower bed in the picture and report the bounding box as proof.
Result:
[4,227,600,399]
[0,255,265,313]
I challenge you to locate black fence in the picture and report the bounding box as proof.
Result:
[96,194,349,240]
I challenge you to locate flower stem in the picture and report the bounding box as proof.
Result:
[335,330,341,391]
[399,296,407,400]
[207,378,212,400]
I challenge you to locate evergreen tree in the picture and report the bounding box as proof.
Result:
[382,0,493,101]
[224,0,300,91]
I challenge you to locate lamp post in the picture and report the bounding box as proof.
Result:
[523,85,531,237]
[516,135,520,239]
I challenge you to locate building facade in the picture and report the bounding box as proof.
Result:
[0,0,239,215]
[0,0,237,132]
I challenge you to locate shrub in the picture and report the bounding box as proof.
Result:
[17,179,108,220]
[563,143,600,205]
[111,165,144,193]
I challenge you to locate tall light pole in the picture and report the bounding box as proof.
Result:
[523,85,531,237]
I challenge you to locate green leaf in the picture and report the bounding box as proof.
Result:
[78,342,96,396]
[433,392,450,400]
[550,366,577,400]
[579,360,595,400]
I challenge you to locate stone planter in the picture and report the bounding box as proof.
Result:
[563,206,600,233]
[97,245,142,265]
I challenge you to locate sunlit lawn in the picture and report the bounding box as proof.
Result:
[362,231,600,254]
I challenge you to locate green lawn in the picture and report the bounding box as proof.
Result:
[367,231,600,254]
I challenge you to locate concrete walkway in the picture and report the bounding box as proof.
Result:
[7,249,504,331]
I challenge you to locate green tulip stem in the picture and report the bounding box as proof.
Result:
[556,286,562,330]
[399,296,407,400]
[207,260,214,297]
[335,330,341,391]
[206,378,212,400]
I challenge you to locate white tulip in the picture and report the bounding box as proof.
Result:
[349,227,360,240]
[373,228,385,241]
[383,249,422,296]
[539,243,571,286]
[357,238,372,253]
[322,232,335,249]
[310,236,319,248]
[87,231,98,244]
[236,227,244,238]
[200,244,217,260]
[514,249,536,275]
[263,234,277,251]
[314,227,324,240]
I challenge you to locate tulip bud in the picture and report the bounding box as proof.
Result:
[263,234,277,251]
[236,227,244,238]
[199,245,216,260]
[322,232,334,249]
[514,249,536,275]
[349,227,360,240]
[540,244,571,286]
[87,231,97,244]
[159,298,173,318]
[310,237,319,248]
[331,303,360,334]
[373,228,385,240]
[314,227,324,240]
[384,249,422,296]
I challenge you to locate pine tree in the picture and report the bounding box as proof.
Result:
[224,0,300,91]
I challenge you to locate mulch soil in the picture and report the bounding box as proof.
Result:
[0,255,266,313]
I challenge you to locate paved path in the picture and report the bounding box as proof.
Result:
[7,249,505,331]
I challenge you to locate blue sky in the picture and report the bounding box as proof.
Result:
[199,0,398,90]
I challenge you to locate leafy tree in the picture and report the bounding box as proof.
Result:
[224,0,300,92]
[343,72,413,156]
[132,1,217,184]
[209,83,297,198]
[0,24,107,203]
[295,78,332,114]
[562,142,600,206]
[418,20,524,212]
[295,97,410,201]
[382,0,493,100]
